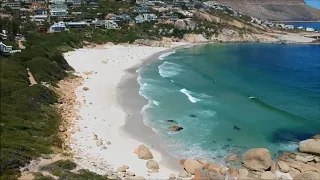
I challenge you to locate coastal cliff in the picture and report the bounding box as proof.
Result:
[215,0,320,21]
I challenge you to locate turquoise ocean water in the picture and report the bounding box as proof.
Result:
[137,44,320,162]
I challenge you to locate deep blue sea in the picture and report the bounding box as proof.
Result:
[137,43,320,163]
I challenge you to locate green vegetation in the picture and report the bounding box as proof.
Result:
[0,31,85,179]
[39,160,108,180]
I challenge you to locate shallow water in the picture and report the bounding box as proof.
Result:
[138,43,320,162]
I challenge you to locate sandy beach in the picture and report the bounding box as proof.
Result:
[63,43,189,179]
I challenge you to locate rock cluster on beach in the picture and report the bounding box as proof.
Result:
[173,135,320,180]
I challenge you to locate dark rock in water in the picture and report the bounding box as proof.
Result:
[166,120,177,123]
[212,141,217,143]
[170,126,183,131]
[233,125,241,131]
[227,138,232,141]
[189,114,197,118]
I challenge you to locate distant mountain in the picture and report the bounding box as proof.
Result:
[214,0,320,21]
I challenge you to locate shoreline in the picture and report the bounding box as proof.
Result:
[63,42,194,179]
[117,43,202,172]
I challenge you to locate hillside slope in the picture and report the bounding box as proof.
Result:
[215,0,320,21]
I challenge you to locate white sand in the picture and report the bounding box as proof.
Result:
[64,44,186,179]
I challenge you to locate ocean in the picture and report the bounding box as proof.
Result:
[137,43,320,163]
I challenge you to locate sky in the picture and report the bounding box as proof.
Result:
[305,0,320,9]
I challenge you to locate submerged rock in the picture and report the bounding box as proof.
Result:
[226,154,240,163]
[242,148,272,171]
[170,126,183,131]
[166,120,177,123]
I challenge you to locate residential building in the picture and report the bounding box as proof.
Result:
[143,13,157,21]
[135,13,157,23]
[29,2,48,10]
[104,20,120,29]
[2,2,21,10]
[133,7,150,13]
[50,4,68,16]
[306,27,315,32]
[49,21,68,32]
[0,30,7,40]
[90,19,120,29]
[159,12,178,21]
[0,42,13,53]
[134,14,144,23]
[66,0,82,5]
[285,25,294,30]
[179,10,193,17]
[297,26,304,30]
[66,21,87,28]
[49,0,66,4]
[19,8,30,18]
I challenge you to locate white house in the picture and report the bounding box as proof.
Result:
[49,0,66,4]
[285,25,294,30]
[0,30,7,40]
[50,4,68,17]
[297,26,304,30]
[104,20,120,29]
[49,21,68,32]
[0,42,13,53]
[179,10,193,17]
[306,27,315,32]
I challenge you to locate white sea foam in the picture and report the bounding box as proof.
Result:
[249,96,256,99]
[180,88,201,103]
[158,61,184,78]
[159,51,175,60]
[153,100,160,106]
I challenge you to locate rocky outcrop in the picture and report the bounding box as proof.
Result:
[117,165,129,172]
[174,19,196,30]
[134,39,171,47]
[183,159,204,174]
[299,139,320,155]
[170,126,183,131]
[226,154,240,163]
[183,34,208,43]
[293,171,320,180]
[277,161,290,173]
[146,160,159,170]
[193,11,222,24]
[242,148,273,171]
[261,171,276,180]
[136,144,153,160]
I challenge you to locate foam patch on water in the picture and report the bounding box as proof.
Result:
[159,51,176,60]
[158,61,184,78]
[153,100,160,106]
[180,88,201,103]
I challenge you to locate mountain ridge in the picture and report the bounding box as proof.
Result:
[214,0,320,21]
